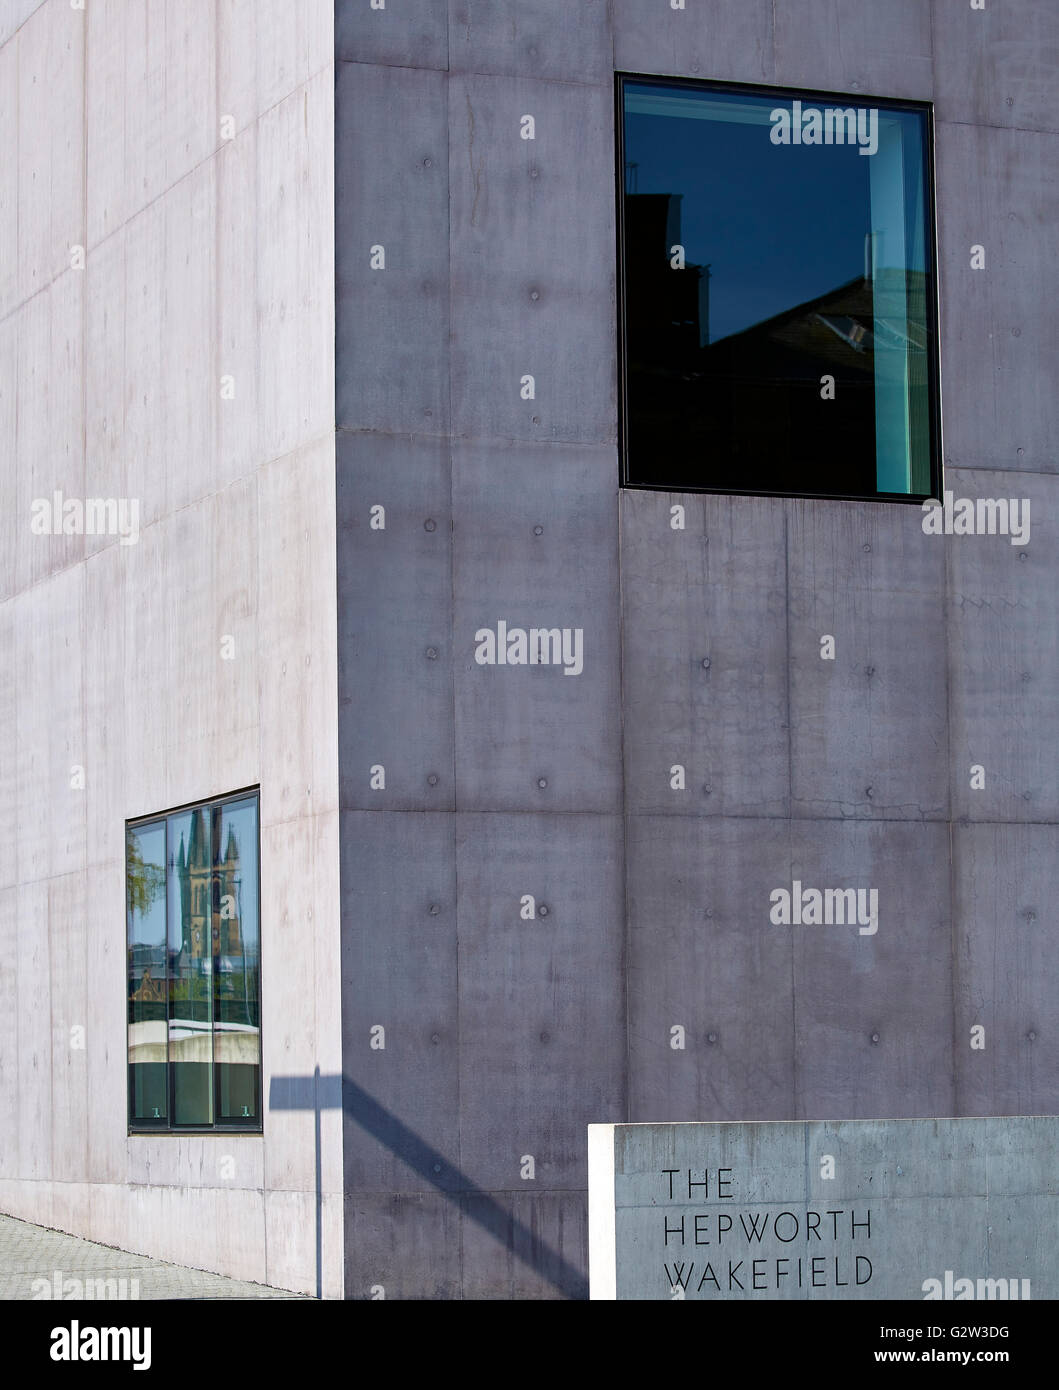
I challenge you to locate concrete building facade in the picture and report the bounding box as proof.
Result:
[2,0,1057,1300]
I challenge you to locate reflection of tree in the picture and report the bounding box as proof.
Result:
[126,833,165,918]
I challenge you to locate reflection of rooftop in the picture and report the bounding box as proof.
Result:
[713,268,928,363]
[625,265,931,495]
[128,1019,260,1064]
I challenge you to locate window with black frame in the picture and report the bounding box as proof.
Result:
[126,791,261,1131]
[618,75,939,500]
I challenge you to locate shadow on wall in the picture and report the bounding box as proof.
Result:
[270,1069,587,1299]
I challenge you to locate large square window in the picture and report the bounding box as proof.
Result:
[618,75,940,500]
[126,791,261,1132]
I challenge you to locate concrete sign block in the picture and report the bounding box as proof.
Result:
[589,1117,1059,1300]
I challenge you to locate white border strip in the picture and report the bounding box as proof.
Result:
[587,1124,616,1300]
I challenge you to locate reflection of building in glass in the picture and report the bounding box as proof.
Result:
[627,239,930,497]
[624,192,711,356]
[128,951,165,1003]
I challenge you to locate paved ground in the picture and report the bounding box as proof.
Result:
[0,1212,310,1299]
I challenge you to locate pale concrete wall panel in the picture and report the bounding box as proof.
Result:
[216,0,258,132]
[161,162,217,517]
[15,0,84,301]
[260,808,343,1200]
[0,887,17,1177]
[18,280,86,590]
[252,0,332,117]
[83,220,128,516]
[3,0,340,1295]
[16,878,51,1180]
[83,538,130,874]
[202,476,260,786]
[85,860,125,1185]
[215,126,261,486]
[258,435,340,824]
[0,36,19,319]
[84,0,128,247]
[103,1183,266,1285]
[0,602,14,887]
[218,0,332,131]
[86,0,216,249]
[256,70,334,462]
[115,518,168,820]
[0,0,45,48]
[47,871,88,1183]
[157,501,241,807]
[15,565,85,884]
[0,317,15,602]
[114,202,166,530]
[126,1134,264,1191]
[265,1187,343,1299]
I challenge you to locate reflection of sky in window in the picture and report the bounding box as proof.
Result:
[127,823,166,945]
[625,85,876,343]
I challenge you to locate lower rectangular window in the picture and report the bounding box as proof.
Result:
[126,791,261,1132]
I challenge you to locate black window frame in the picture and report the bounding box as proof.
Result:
[615,71,944,503]
[126,786,263,1136]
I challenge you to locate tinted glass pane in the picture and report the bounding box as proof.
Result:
[168,807,214,1125]
[212,796,261,1125]
[127,821,168,1125]
[621,80,935,498]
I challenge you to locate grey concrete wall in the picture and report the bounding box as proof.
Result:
[335,0,1059,1299]
[1,0,342,1297]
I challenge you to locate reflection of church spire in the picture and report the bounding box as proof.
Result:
[176,809,212,959]
[176,832,189,957]
[219,824,244,959]
[175,810,246,967]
